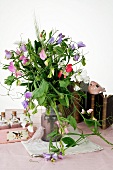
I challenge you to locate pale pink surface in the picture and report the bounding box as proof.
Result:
[0,122,113,170]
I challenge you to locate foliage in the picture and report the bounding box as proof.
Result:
[2,24,112,161]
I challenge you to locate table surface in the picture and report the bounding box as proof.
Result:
[0,109,113,170]
[0,120,113,170]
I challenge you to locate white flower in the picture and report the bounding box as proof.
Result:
[70,74,76,81]
[74,69,90,84]
[73,84,81,91]
[27,124,34,132]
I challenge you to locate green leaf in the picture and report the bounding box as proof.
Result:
[65,94,69,107]
[54,46,64,55]
[62,137,76,147]
[68,116,77,130]
[59,116,69,123]
[4,75,15,85]
[50,148,60,153]
[37,94,46,105]
[33,79,48,98]
[84,118,95,127]
[47,129,58,137]
[59,79,70,88]
[81,56,86,66]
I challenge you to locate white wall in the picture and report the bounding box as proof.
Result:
[0,0,113,110]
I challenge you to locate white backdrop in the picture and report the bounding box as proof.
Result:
[0,0,113,110]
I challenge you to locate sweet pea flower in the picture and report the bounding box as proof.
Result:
[20,44,27,52]
[81,109,85,114]
[70,74,75,81]
[57,33,63,44]
[22,100,29,109]
[87,109,93,114]
[15,70,22,77]
[64,127,69,134]
[55,121,60,127]
[5,50,12,59]
[43,153,51,161]
[71,44,75,50]
[19,55,26,60]
[19,55,29,65]
[39,49,47,60]
[77,41,86,48]
[22,58,29,65]
[74,55,80,61]
[48,37,54,44]
[24,91,32,98]
[57,37,62,44]
[66,64,73,73]
[16,49,21,55]
[8,61,16,72]
[52,153,58,161]
[58,70,63,78]
[58,152,63,159]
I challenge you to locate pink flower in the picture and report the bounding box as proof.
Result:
[22,58,29,65]
[81,109,85,114]
[16,49,21,55]
[15,71,22,77]
[55,121,60,127]
[8,61,16,73]
[64,127,69,134]
[66,64,73,73]
[87,109,93,114]
[58,70,63,78]
[39,49,47,60]
[19,55,29,65]
[19,55,26,60]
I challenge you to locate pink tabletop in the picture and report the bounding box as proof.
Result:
[0,122,113,170]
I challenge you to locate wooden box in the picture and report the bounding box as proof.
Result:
[83,92,113,129]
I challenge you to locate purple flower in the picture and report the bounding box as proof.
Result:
[57,33,64,44]
[22,100,28,109]
[57,37,62,44]
[43,153,51,161]
[16,49,21,55]
[24,92,32,98]
[8,61,16,73]
[74,55,80,61]
[20,44,27,52]
[48,37,54,44]
[19,55,29,65]
[52,153,58,160]
[5,50,12,59]
[77,41,86,48]
[71,44,75,50]
[58,152,63,159]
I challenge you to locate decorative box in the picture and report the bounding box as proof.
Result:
[0,127,36,144]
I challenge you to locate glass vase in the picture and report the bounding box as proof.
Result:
[41,108,60,142]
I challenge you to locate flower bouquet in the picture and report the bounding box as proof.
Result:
[2,23,113,161]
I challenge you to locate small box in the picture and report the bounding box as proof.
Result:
[0,127,36,144]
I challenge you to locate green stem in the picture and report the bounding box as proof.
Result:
[96,133,113,146]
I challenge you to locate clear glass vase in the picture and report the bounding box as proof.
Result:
[41,108,60,142]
